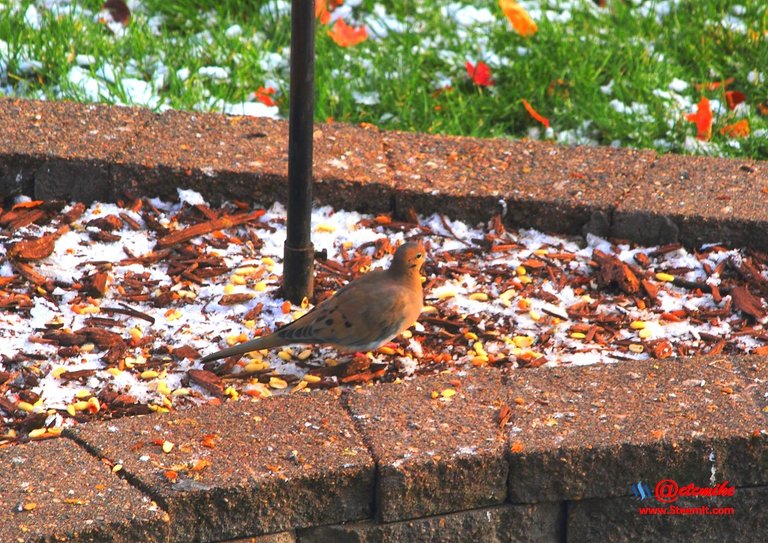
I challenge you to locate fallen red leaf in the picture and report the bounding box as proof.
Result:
[521,99,550,128]
[466,61,494,87]
[499,0,538,37]
[696,77,734,91]
[315,0,331,24]
[254,86,276,107]
[725,90,746,110]
[685,97,713,141]
[719,119,750,138]
[328,19,368,47]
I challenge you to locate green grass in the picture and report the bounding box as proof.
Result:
[0,0,766,158]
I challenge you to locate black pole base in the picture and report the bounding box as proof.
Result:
[282,242,314,304]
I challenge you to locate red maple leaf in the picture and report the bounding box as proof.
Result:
[328,19,368,47]
[254,86,276,107]
[685,97,713,141]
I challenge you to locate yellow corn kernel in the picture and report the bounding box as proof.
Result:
[224,283,236,294]
[230,275,246,286]
[129,327,143,341]
[297,349,313,361]
[278,350,293,361]
[534,249,548,256]
[291,381,308,393]
[157,381,171,396]
[630,321,646,330]
[234,266,257,275]
[66,404,76,417]
[513,336,534,348]
[473,341,487,356]
[80,343,95,353]
[629,344,644,353]
[141,370,159,380]
[499,289,516,301]
[261,257,275,266]
[422,305,437,314]
[431,390,439,399]
[28,428,47,439]
[519,275,532,284]
[471,356,489,366]
[464,332,478,341]
[165,309,182,321]
[17,401,36,413]
[469,292,489,302]
[73,401,89,412]
[269,377,288,389]
[254,281,267,292]
[570,332,586,339]
[378,346,396,355]
[75,389,91,400]
[529,310,541,321]
[244,361,267,373]
[437,290,457,300]
[516,265,527,276]
[107,367,122,377]
[172,388,190,397]
[112,464,123,473]
[162,440,174,454]
[401,330,412,339]
[441,388,456,399]
[225,334,242,346]
[52,367,67,379]
[86,397,100,413]
[317,223,336,233]
[304,374,322,383]
[656,272,675,282]
[638,328,652,339]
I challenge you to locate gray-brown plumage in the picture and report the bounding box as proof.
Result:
[200,241,425,363]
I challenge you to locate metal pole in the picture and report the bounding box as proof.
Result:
[283,0,315,304]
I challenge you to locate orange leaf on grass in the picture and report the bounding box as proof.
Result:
[521,99,549,128]
[685,97,713,141]
[725,90,746,110]
[720,119,750,138]
[11,200,44,210]
[328,19,368,47]
[466,61,494,87]
[315,1,331,24]
[254,86,276,107]
[499,0,538,37]
[695,77,734,91]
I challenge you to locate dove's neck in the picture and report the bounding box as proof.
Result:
[387,262,423,291]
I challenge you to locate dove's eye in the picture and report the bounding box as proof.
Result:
[416,253,423,259]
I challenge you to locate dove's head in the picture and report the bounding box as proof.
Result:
[390,240,426,275]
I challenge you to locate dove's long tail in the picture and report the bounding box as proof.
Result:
[200,334,289,363]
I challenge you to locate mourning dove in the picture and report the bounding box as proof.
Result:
[200,240,425,362]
